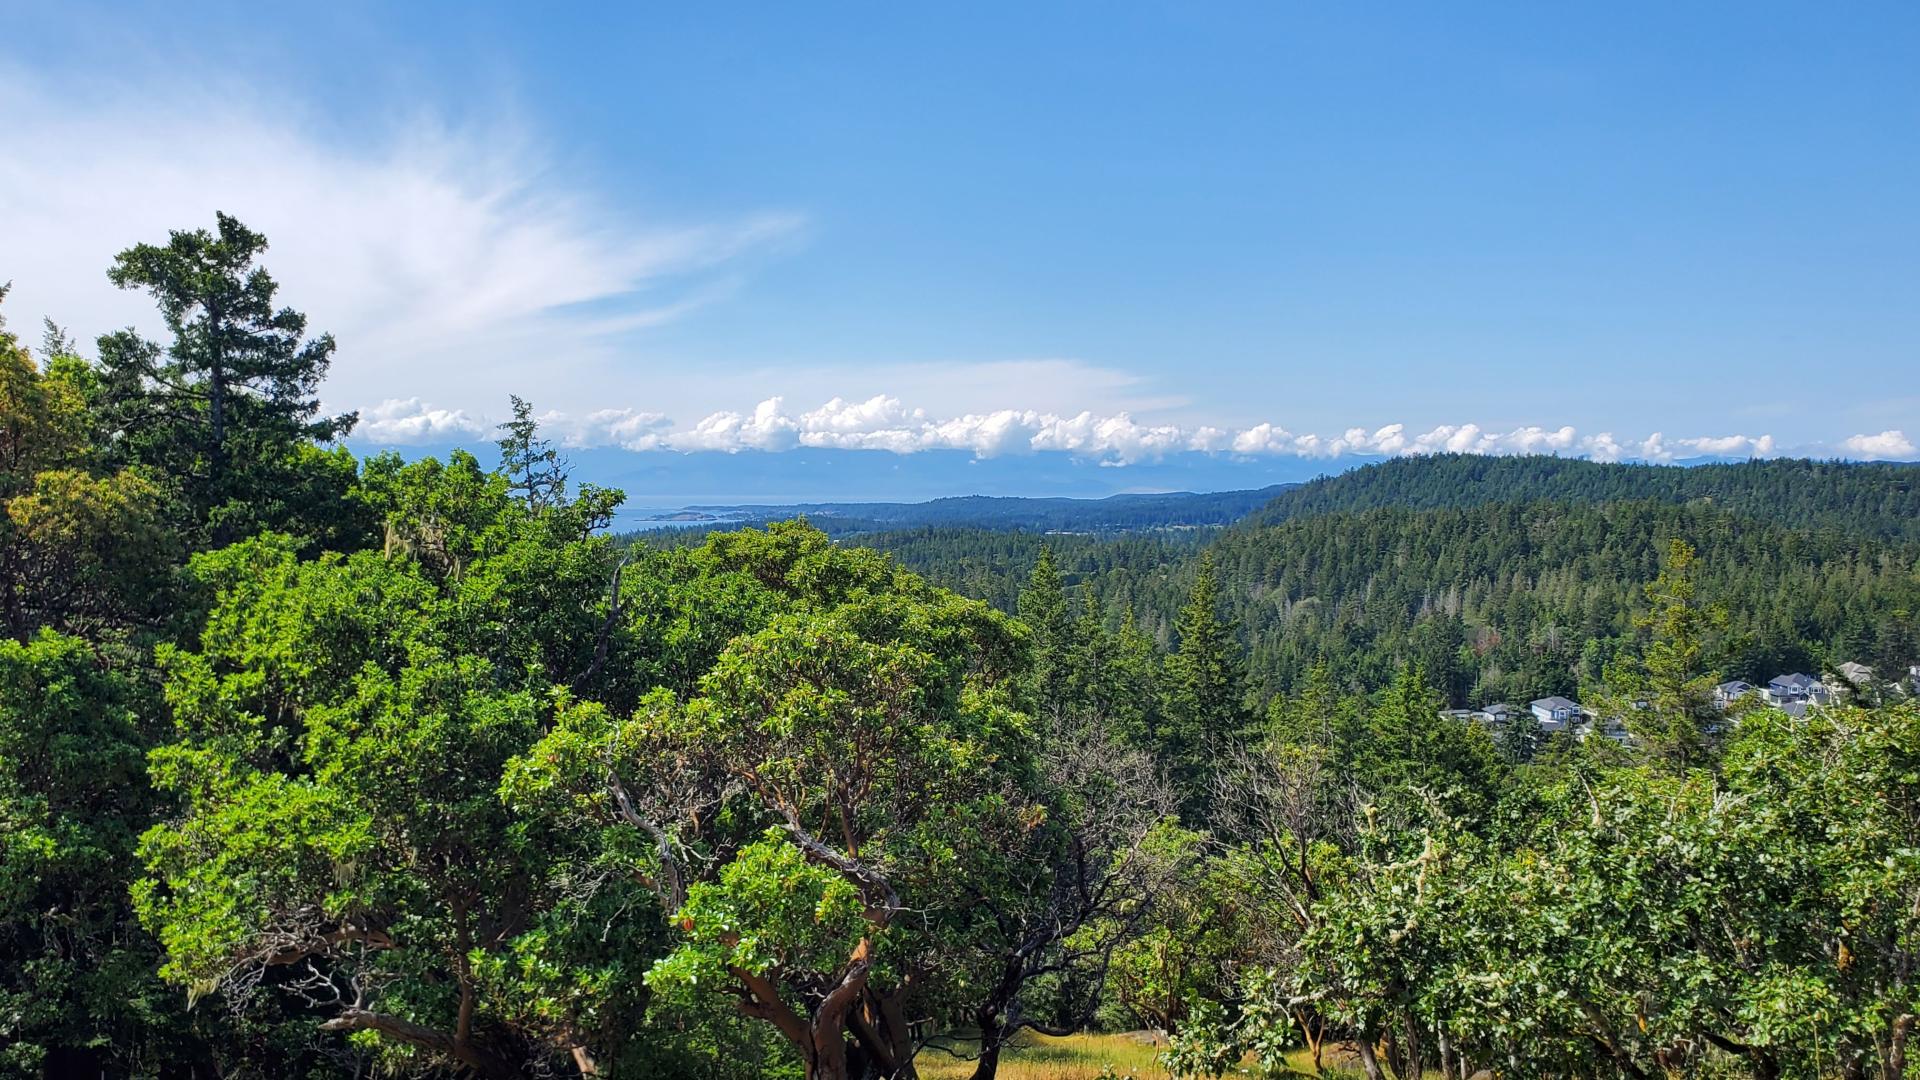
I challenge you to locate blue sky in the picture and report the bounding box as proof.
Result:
[4,1,1917,487]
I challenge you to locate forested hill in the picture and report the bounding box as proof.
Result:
[1242,454,1920,539]
[642,483,1296,535]
[854,458,1920,709]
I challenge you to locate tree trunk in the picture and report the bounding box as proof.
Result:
[809,948,875,1080]
[208,360,229,545]
[1886,1013,1915,1080]
[847,987,919,1080]
[1291,1009,1322,1074]
[968,1037,1003,1080]
[968,952,1031,1080]
[1356,1037,1388,1080]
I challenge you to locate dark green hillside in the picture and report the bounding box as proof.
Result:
[858,478,1920,709]
[1245,455,1920,539]
[857,527,1206,612]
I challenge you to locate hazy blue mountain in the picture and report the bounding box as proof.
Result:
[343,440,1352,508]
[642,484,1297,535]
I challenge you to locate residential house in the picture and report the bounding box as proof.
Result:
[1713,680,1756,709]
[1473,703,1515,727]
[1765,673,1830,707]
[1529,696,1582,733]
[1834,662,1876,701]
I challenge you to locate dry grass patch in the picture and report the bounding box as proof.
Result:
[912,1030,1375,1079]
[915,1031,1175,1079]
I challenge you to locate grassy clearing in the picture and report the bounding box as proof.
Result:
[915,1031,1175,1079]
[913,1030,1373,1079]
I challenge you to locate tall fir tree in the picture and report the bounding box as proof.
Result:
[1017,545,1076,723]
[1106,609,1165,750]
[496,394,568,510]
[1603,538,1725,771]
[96,212,355,545]
[1163,551,1250,802]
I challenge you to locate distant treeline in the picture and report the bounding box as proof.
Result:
[631,483,1297,540]
[1244,453,1920,538]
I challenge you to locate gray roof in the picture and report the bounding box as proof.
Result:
[1769,673,1819,690]
[1716,680,1754,694]
[1531,696,1580,711]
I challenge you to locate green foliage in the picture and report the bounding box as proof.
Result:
[496,394,568,511]
[647,834,872,1003]
[132,443,652,1076]
[0,318,173,642]
[1019,546,1076,722]
[0,632,190,1078]
[14,233,1920,1080]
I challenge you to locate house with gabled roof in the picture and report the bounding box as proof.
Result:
[1472,703,1515,727]
[1713,680,1757,709]
[1765,673,1829,707]
[1529,696,1581,732]
[1837,661,1873,685]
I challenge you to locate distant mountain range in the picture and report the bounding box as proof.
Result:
[345,439,1822,511]
[341,442,1356,505]
[636,484,1299,535]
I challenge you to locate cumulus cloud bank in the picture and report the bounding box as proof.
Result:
[358,395,1913,465]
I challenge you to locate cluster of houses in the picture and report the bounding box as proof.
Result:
[1443,662,1920,746]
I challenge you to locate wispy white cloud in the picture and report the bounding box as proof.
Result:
[356,393,1911,467]
[0,70,801,414]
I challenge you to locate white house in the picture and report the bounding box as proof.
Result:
[1529,696,1581,732]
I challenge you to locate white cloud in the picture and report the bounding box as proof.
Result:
[359,397,487,441]
[558,408,675,450]
[1630,432,1781,463]
[676,397,801,452]
[353,389,1916,469]
[1840,430,1916,460]
[0,70,801,418]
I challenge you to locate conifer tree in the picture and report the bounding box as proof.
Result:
[1016,545,1075,723]
[1604,539,1724,770]
[1163,551,1250,800]
[496,394,568,510]
[96,213,355,544]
